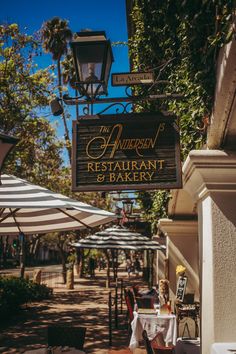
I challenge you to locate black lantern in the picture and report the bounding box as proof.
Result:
[122,199,134,216]
[70,31,114,99]
[50,97,63,116]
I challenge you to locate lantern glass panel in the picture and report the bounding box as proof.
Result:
[104,46,112,84]
[70,31,113,98]
[122,200,133,215]
[74,42,106,82]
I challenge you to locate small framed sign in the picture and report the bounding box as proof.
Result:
[111,72,154,86]
[176,276,187,302]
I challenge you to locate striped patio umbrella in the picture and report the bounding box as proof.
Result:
[0,174,115,235]
[72,225,165,251]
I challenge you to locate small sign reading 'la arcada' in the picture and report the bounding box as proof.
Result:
[111,72,154,86]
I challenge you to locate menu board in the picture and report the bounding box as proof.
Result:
[176,276,187,302]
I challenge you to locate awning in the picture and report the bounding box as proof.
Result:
[0,174,115,235]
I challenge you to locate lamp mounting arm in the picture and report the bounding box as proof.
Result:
[62,92,184,106]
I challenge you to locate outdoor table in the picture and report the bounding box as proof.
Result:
[174,337,200,354]
[23,347,86,354]
[211,343,236,354]
[129,311,177,350]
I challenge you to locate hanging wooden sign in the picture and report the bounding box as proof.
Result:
[72,112,182,191]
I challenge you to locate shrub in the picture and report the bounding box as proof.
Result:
[0,276,52,320]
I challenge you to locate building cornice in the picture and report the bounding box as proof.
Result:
[158,218,198,237]
[183,150,236,201]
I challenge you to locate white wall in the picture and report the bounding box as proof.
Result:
[183,150,236,354]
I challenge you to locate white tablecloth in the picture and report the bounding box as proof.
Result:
[211,343,236,354]
[129,311,177,350]
[24,347,85,354]
[174,338,200,354]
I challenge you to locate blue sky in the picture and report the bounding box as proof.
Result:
[0,0,130,87]
[1,0,130,162]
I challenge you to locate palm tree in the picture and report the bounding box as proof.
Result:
[41,17,72,163]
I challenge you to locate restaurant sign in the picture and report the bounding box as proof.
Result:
[72,112,182,191]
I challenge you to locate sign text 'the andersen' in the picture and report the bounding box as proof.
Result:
[72,112,182,191]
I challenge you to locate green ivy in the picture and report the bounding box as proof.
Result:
[130,0,234,223]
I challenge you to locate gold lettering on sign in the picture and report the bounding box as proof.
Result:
[86,123,165,160]
[108,171,155,183]
[87,160,165,172]
[100,126,111,133]
[87,159,165,184]
[97,174,105,182]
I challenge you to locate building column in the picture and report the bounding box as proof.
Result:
[158,219,199,300]
[183,150,236,354]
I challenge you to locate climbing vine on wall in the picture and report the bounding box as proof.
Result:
[129,0,235,224]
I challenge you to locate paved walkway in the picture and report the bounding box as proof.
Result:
[0,267,147,354]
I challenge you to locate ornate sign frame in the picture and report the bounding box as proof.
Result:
[72,112,182,192]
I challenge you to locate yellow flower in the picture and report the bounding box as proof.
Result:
[176,265,186,275]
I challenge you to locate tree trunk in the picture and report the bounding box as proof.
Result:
[61,256,67,284]
[2,235,9,268]
[19,235,25,279]
[104,250,110,288]
[75,248,82,276]
[57,58,71,163]
[111,249,118,281]
[0,236,3,267]
[28,235,41,265]
[57,236,67,284]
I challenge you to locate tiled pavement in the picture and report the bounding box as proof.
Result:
[0,267,147,354]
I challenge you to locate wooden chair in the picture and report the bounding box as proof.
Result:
[142,330,155,354]
[47,325,86,349]
[124,288,135,322]
[142,330,174,354]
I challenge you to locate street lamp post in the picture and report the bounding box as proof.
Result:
[70,31,114,99]
[50,30,183,117]
[50,29,184,194]
[122,199,134,216]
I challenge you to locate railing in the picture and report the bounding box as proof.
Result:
[0,269,65,288]
[41,272,63,288]
[108,278,125,346]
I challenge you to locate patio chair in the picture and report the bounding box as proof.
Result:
[124,288,135,322]
[143,329,155,354]
[47,325,86,349]
[124,288,135,336]
[142,330,174,354]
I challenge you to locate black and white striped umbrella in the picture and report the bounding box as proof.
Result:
[0,174,115,235]
[72,225,165,251]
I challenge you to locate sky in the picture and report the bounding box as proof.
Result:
[1,0,130,160]
[0,0,130,89]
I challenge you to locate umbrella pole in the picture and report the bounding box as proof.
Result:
[11,211,26,279]
[19,233,25,278]
[104,250,110,288]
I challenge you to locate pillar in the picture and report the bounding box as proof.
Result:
[183,150,236,354]
[159,219,199,300]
